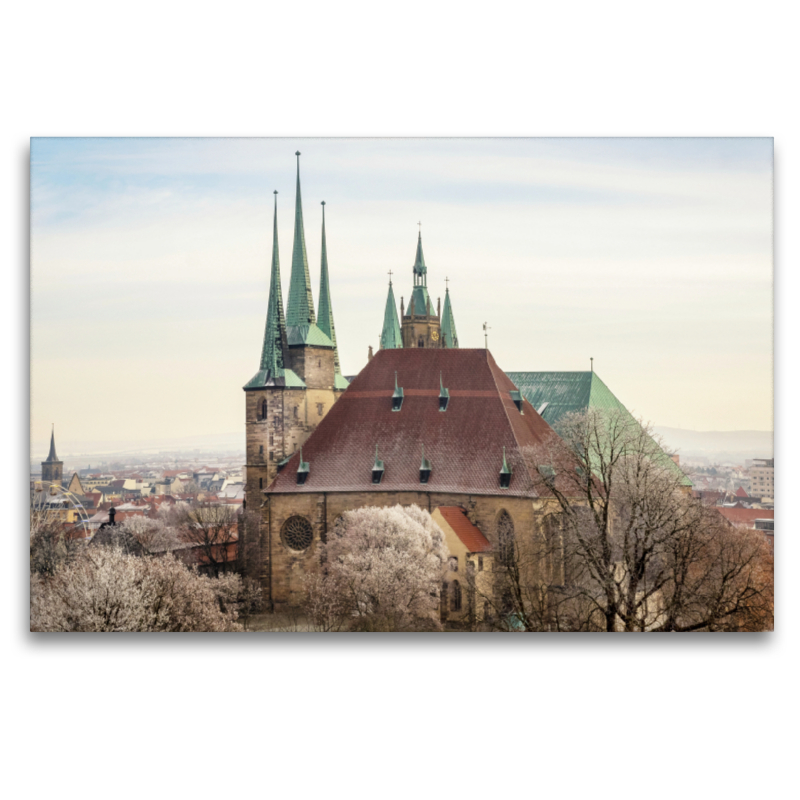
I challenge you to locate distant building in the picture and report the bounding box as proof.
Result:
[40,426,63,487]
[750,458,774,502]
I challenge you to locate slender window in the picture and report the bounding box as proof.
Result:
[451,580,462,612]
[260,398,267,420]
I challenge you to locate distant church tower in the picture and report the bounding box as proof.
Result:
[242,153,348,521]
[41,425,63,487]
[380,231,459,349]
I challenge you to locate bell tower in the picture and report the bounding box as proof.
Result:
[41,425,63,486]
[401,231,443,348]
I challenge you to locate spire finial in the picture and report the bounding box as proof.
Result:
[483,322,491,350]
[445,276,449,291]
[590,357,594,373]
[388,269,393,285]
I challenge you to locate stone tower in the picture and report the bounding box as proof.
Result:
[242,153,347,529]
[41,425,63,486]
[401,231,443,348]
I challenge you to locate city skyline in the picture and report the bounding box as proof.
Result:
[30,137,773,454]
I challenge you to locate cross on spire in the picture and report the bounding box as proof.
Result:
[445,276,449,290]
[388,269,393,285]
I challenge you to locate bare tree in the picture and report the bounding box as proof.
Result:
[473,409,773,632]
[174,502,239,576]
[29,512,83,576]
[304,505,449,632]
[30,546,244,632]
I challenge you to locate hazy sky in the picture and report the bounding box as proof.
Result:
[30,138,773,456]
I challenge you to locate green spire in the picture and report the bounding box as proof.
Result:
[260,191,287,375]
[409,231,432,318]
[414,231,427,280]
[244,192,304,389]
[286,151,316,328]
[441,284,459,348]
[317,201,341,373]
[380,274,403,349]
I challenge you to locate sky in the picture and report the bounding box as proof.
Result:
[30,137,773,456]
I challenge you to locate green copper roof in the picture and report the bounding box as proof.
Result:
[286,152,316,329]
[316,201,343,373]
[441,287,459,348]
[380,280,402,349]
[334,372,350,390]
[505,371,691,486]
[244,191,305,390]
[286,324,334,348]
[500,447,512,476]
[407,285,433,317]
[414,231,427,276]
[407,232,434,318]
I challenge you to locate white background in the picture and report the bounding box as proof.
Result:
[4,2,796,799]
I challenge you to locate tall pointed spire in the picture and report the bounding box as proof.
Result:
[413,230,427,285]
[317,201,341,374]
[45,424,59,463]
[408,230,433,320]
[441,283,459,348]
[244,191,304,389]
[286,151,317,329]
[380,273,403,349]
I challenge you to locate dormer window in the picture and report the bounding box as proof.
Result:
[392,371,404,411]
[438,372,450,412]
[500,447,513,488]
[539,465,556,487]
[420,445,432,484]
[296,448,310,485]
[372,445,385,485]
[509,390,524,413]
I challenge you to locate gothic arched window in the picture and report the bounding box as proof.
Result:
[497,510,515,567]
[418,337,424,348]
[260,398,267,420]
[451,580,462,612]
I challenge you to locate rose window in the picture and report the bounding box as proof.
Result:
[281,516,314,551]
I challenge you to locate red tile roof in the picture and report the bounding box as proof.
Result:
[735,486,749,498]
[717,507,774,526]
[437,506,491,552]
[268,348,563,497]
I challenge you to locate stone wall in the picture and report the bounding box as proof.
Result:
[259,489,561,609]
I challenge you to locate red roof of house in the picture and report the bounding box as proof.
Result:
[268,348,564,497]
[717,507,774,526]
[437,506,491,553]
[735,486,749,498]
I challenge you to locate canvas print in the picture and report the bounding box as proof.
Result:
[29,138,774,632]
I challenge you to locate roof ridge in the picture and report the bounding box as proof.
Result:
[485,351,537,492]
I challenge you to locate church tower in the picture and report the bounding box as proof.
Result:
[401,231,444,348]
[242,154,347,571]
[41,425,63,486]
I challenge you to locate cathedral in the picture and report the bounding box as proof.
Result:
[240,153,563,614]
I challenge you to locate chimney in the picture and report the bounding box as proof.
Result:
[368,345,374,361]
